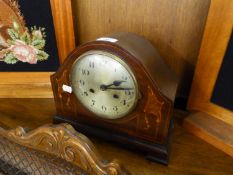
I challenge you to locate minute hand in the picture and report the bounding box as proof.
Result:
[105,87,134,90]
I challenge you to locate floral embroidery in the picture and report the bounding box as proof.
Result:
[0,21,49,64]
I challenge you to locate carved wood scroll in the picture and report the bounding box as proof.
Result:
[0,123,130,175]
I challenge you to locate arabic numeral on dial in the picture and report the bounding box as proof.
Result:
[79,80,85,86]
[84,91,88,96]
[121,75,128,81]
[125,90,132,95]
[121,100,126,105]
[101,105,107,111]
[81,69,90,75]
[91,100,95,106]
[113,106,118,111]
[89,61,95,68]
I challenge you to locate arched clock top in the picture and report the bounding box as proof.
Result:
[103,32,178,102]
[51,32,179,165]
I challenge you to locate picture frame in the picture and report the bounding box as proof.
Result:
[184,0,233,157]
[0,0,75,98]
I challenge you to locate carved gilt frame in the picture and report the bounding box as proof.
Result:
[0,0,75,98]
[0,123,129,175]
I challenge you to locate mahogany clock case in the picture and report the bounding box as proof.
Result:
[51,32,178,164]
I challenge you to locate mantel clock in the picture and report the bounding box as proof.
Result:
[51,32,178,164]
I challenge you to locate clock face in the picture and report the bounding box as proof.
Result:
[70,50,139,119]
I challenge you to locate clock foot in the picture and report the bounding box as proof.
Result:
[146,152,169,165]
[146,119,173,165]
[53,116,173,165]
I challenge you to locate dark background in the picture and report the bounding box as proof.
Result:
[211,31,233,111]
[0,0,59,72]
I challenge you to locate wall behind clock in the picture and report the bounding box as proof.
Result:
[71,0,210,98]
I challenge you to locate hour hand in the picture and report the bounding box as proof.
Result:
[112,80,126,86]
[100,80,126,90]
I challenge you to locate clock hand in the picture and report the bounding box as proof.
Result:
[100,80,126,90]
[102,87,134,91]
[112,80,126,86]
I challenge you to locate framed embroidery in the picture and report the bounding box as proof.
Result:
[0,0,75,97]
[0,3,49,65]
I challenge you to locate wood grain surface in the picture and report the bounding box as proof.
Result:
[0,72,53,98]
[184,0,233,159]
[187,0,233,126]
[50,0,76,63]
[184,112,233,157]
[0,98,233,175]
[72,0,210,96]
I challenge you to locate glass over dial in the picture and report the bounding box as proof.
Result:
[70,50,139,119]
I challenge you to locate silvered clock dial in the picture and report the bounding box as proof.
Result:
[70,50,139,119]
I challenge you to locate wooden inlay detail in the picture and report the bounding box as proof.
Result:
[144,86,164,124]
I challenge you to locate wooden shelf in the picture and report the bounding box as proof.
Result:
[0,72,53,98]
[184,112,233,157]
[1,99,233,174]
